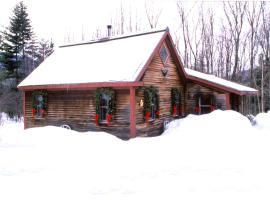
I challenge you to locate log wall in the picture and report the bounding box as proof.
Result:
[25,89,130,139]
[136,41,185,136]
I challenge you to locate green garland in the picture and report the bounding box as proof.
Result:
[94,88,116,116]
[143,86,159,116]
[171,88,181,113]
[32,90,48,110]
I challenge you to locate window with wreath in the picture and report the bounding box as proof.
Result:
[144,86,160,122]
[32,90,48,119]
[171,88,181,117]
[94,88,116,125]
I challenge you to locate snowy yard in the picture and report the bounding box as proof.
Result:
[0,110,270,200]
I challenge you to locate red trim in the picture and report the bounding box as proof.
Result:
[166,31,188,80]
[225,93,231,110]
[187,76,258,96]
[23,91,26,130]
[129,87,136,138]
[18,81,144,91]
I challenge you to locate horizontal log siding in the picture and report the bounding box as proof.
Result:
[137,42,184,136]
[25,89,130,139]
[185,82,228,114]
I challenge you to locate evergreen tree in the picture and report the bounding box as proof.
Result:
[1,1,32,85]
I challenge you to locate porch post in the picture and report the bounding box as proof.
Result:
[225,93,231,110]
[23,91,26,129]
[240,96,244,114]
[129,87,136,138]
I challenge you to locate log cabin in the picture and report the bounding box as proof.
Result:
[18,28,257,139]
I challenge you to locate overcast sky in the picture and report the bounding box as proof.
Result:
[0,0,186,45]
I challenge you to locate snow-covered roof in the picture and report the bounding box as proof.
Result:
[18,29,167,87]
[185,68,257,94]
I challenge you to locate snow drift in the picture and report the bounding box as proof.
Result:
[0,110,270,200]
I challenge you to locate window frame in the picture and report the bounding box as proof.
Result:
[99,94,110,122]
[32,90,48,119]
[144,86,159,123]
[94,88,116,126]
[159,44,169,64]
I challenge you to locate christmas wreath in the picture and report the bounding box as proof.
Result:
[171,88,181,116]
[143,86,160,122]
[94,88,116,125]
[32,90,48,118]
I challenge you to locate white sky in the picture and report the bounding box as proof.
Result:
[0,0,184,45]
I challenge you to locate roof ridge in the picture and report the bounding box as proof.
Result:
[59,27,169,48]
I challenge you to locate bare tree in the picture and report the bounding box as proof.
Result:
[176,1,190,67]
[245,2,261,113]
[223,1,247,81]
[246,2,261,87]
[145,0,162,29]
[217,23,233,79]
[200,7,215,74]
[258,2,270,112]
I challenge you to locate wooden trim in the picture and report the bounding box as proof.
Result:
[23,91,26,130]
[18,81,144,91]
[60,28,168,48]
[166,31,188,81]
[129,87,136,138]
[225,93,231,110]
[187,76,258,96]
[240,96,244,113]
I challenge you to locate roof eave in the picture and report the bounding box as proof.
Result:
[18,81,144,91]
[187,76,258,96]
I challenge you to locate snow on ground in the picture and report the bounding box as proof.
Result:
[0,110,270,200]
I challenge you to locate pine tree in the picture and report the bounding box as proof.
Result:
[1,1,32,85]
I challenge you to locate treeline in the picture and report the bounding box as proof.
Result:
[91,1,270,114]
[0,1,54,117]
[174,1,270,114]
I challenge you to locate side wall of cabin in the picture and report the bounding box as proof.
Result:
[136,40,185,136]
[185,82,254,116]
[25,89,131,139]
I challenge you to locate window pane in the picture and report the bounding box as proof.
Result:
[36,95,44,118]
[150,104,155,120]
[160,46,168,63]
[100,94,109,121]
[100,107,107,120]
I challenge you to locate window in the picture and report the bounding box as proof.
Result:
[144,86,159,122]
[94,88,115,125]
[150,97,157,120]
[100,94,110,121]
[32,90,48,119]
[171,88,181,117]
[160,45,168,64]
[36,95,45,118]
